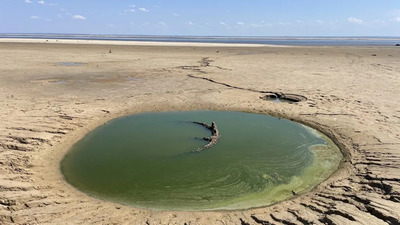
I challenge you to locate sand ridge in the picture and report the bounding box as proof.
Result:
[0,38,273,47]
[0,41,400,224]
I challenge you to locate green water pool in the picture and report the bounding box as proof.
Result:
[61,111,342,211]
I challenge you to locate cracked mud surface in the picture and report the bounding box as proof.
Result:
[1,41,400,224]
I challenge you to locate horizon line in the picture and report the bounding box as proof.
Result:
[1,33,400,39]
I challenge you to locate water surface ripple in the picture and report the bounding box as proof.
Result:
[61,111,342,210]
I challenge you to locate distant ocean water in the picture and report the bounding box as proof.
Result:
[1,34,400,46]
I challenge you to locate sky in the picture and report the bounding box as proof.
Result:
[1,0,400,36]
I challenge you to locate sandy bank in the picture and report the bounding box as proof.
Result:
[0,41,399,224]
[0,38,272,47]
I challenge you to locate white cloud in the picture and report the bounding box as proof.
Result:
[278,22,291,25]
[31,16,39,19]
[38,0,45,4]
[123,5,136,13]
[250,23,263,28]
[348,17,364,24]
[315,19,338,26]
[237,22,244,25]
[25,0,32,3]
[173,13,180,16]
[139,8,149,12]
[296,20,304,23]
[371,19,386,25]
[158,22,166,26]
[187,21,193,26]
[394,17,400,22]
[220,22,227,26]
[72,15,86,20]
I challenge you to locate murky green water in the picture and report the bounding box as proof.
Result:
[61,111,342,211]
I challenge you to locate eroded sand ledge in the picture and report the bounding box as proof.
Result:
[0,40,399,224]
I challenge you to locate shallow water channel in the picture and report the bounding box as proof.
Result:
[61,111,342,211]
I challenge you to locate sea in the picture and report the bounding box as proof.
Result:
[1,33,400,46]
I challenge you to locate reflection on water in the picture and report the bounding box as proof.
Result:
[58,62,85,66]
[49,80,68,84]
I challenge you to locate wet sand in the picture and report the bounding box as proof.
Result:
[0,40,399,224]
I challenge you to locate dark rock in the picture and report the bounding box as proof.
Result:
[192,121,220,152]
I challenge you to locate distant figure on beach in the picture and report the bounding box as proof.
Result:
[109,49,112,53]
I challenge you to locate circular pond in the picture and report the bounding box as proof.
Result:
[61,111,342,211]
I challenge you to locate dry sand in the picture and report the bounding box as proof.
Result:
[0,40,399,224]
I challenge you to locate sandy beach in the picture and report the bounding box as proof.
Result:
[0,39,399,224]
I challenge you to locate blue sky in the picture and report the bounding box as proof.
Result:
[1,0,400,36]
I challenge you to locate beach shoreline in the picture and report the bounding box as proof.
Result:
[1,40,399,224]
[0,38,271,47]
